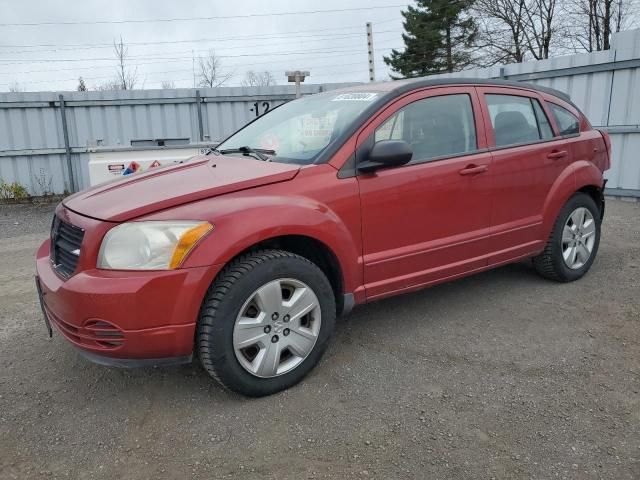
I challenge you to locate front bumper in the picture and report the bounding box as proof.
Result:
[36,239,217,362]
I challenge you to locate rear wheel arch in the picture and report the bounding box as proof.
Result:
[577,184,605,219]
[533,191,601,282]
[541,162,604,238]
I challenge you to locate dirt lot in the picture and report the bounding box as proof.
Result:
[0,200,638,480]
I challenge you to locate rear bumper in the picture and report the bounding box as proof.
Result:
[36,239,218,362]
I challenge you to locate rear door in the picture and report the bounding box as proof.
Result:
[476,87,572,264]
[357,87,493,300]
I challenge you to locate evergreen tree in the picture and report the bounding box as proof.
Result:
[77,77,87,92]
[384,0,478,78]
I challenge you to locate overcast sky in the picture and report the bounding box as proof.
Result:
[0,0,409,92]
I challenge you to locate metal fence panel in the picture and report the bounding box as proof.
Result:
[421,30,640,195]
[0,83,353,194]
[2,28,640,197]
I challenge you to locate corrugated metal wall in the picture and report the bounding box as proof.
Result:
[0,83,354,194]
[2,29,640,196]
[426,29,640,197]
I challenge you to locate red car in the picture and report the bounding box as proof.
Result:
[36,79,610,396]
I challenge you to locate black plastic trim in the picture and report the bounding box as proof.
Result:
[73,347,193,368]
[337,154,357,179]
[487,137,563,152]
[340,293,355,316]
[353,145,491,175]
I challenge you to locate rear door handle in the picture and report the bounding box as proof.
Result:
[459,164,488,176]
[547,150,568,160]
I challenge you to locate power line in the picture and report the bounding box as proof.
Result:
[0,40,403,66]
[0,48,367,65]
[0,4,409,27]
[0,24,370,49]
[0,49,397,76]
[0,30,401,56]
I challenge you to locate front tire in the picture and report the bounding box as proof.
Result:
[197,249,336,397]
[533,192,601,282]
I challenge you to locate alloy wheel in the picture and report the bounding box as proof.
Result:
[562,207,596,270]
[232,278,321,378]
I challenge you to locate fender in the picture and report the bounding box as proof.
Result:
[153,193,363,296]
[541,160,603,238]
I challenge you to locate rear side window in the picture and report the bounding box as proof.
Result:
[374,94,477,162]
[486,94,554,147]
[549,103,580,135]
[532,100,554,139]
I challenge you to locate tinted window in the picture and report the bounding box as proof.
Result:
[487,94,559,147]
[375,111,405,142]
[374,94,477,162]
[532,100,554,140]
[549,103,580,135]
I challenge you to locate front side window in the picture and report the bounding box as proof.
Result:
[549,103,580,135]
[373,94,477,162]
[487,94,554,147]
[217,91,380,165]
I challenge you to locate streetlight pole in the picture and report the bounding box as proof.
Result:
[286,70,310,98]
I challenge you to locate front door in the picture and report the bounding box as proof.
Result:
[356,87,493,300]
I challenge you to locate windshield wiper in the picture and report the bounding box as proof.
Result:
[218,146,275,161]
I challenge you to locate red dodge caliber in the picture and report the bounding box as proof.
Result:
[36,79,611,396]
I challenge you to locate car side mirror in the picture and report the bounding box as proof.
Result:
[358,140,413,173]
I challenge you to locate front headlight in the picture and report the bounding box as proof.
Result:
[97,221,213,270]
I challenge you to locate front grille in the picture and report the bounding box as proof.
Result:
[50,215,84,278]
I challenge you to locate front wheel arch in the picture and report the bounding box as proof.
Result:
[221,234,345,316]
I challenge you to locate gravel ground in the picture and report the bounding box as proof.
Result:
[0,200,638,480]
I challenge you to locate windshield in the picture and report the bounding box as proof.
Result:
[216,92,380,165]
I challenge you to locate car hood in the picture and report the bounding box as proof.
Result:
[63,155,300,222]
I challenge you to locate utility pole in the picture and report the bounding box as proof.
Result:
[286,70,310,98]
[192,49,196,88]
[366,22,375,82]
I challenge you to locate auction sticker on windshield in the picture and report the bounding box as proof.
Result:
[331,93,378,102]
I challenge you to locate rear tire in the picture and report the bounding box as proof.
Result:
[197,249,336,397]
[533,192,601,282]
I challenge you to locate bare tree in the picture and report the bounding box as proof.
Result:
[521,0,560,59]
[8,81,24,92]
[474,0,566,64]
[474,0,529,64]
[198,50,232,88]
[95,80,123,91]
[113,36,138,90]
[242,70,276,87]
[77,77,87,91]
[160,80,176,89]
[564,0,637,51]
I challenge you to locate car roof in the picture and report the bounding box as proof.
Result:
[327,77,574,106]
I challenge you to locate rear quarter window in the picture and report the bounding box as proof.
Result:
[549,103,580,136]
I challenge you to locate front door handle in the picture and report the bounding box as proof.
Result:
[459,164,488,176]
[547,150,568,160]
